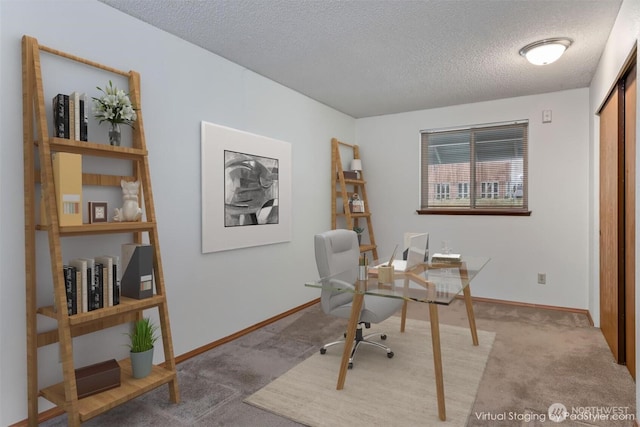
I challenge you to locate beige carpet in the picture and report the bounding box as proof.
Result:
[245,316,495,426]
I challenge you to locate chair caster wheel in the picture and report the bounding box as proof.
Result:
[381,334,387,340]
[320,348,327,355]
[348,362,353,369]
[387,352,394,358]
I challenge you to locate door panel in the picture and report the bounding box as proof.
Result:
[624,65,636,379]
[600,87,623,363]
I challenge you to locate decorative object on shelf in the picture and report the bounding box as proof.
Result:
[113,180,142,222]
[88,201,108,223]
[52,152,82,226]
[74,359,121,398]
[121,243,153,299]
[92,80,137,146]
[126,318,158,379]
[350,193,364,213]
[350,159,362,179]
[353,226,364,245]
[108,122,121,146]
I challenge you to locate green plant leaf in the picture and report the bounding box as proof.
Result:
[126,317,159,353]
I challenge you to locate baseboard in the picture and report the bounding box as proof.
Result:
[460,295,594,326]
[13,298,321,426]
[175,298,320,363]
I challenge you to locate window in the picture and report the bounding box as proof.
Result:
[420,121,529,214]
[435,183,450,199]
[457,182,469,199]
[481,181,498,199]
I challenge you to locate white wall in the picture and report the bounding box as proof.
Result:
[0,1,354,424]
[356,89,590,309]
[587,0,640,419]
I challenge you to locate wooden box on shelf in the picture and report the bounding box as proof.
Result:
[339,171,358,180]
[75,359,121,399]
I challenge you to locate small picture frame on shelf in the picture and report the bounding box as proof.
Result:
[88,201,108,223]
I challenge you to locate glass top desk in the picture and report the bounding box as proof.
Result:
[305,255,490,421]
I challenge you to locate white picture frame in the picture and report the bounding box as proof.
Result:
[201,121,292,253]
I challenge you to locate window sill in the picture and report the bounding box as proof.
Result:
[416,209,532,216]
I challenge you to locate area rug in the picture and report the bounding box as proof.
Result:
[245,316,495,426]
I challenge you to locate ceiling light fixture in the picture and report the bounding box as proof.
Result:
[519,38,573,66]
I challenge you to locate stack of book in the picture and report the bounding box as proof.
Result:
[52,91,88,141]
[57,256,120,315]
[431,253,462,263]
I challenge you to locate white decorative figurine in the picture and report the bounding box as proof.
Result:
[113,180,142,222]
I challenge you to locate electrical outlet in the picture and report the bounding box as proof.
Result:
[538,273,546,285]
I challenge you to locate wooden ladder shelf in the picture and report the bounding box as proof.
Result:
[331,138,378,260]
[22,35,179,426]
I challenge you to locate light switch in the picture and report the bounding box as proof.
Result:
[542,110,552,123]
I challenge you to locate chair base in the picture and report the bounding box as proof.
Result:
[320,323,394,368]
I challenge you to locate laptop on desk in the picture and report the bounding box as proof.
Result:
[376,233,429,272]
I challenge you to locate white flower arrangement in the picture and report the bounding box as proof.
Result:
[92,80,137,126]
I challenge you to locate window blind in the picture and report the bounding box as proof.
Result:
[420,121,528,212]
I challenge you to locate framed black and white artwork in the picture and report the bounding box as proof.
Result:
[201,121,292,253]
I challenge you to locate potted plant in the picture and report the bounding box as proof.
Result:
[127,317,158,379]
[353,226,365,245]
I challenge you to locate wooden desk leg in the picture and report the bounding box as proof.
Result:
[462,285,479,346]
[337,292,363,390]
[429,303,446,421]
[400,300,407,333]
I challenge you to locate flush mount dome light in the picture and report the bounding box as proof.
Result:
[519,38,573,65]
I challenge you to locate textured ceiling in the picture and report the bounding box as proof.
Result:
[99,0,622,118]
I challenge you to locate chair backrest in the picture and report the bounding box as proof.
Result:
[314,229,360,313]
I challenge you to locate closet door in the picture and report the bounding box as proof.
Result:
[599,86,624,364]
[624,64,636,379]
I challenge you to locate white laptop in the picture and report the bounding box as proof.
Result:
[377,233,429,272]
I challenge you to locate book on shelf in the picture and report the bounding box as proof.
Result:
[121,243,153,299]
[52,152,82,226]
[69,91,81,140]
[69,258,88,313]
[94,261,104,310]
[94,255,117,307]
[79,93,88,141]
[68,94,75,140]
[63,265,77,315]
[78,258,99,311]
[54,265,78,315]
[112,255,120,305]
[52,93,69,138]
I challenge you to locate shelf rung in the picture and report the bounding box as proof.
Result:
[36,221,156,236]
[359,244,377,253]
[344,178,366,185]
[37,295,164,325]
[48,138,147,160]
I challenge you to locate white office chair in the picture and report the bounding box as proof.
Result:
[314,229,403,368]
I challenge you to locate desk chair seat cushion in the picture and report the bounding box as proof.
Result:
[328,295,401,324]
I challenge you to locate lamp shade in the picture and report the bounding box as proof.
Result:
[519,38,572,66]
[350,159,362,171]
